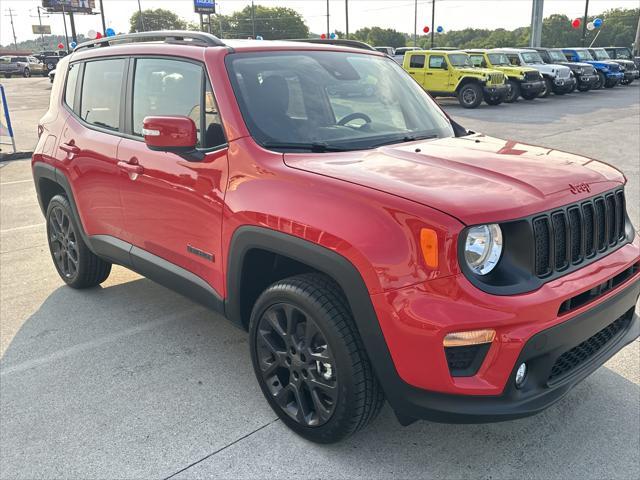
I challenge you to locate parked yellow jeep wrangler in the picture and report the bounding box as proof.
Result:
[403,50,508,108]
[466,49,545,102]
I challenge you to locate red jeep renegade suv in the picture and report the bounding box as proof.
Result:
[32,32,640,443]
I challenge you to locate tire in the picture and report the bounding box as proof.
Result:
[46,194,112,289]
[539,78,553,98]
[521,92,538,100]
[594,71,606,89]
[483,94,503,106]
[457,83,483,109]
[505,80,520,103]
[249,273,385,443]
[604,80,616,88]
[567,81,576,93]
[577,84,591,92]
[23,68,30,78]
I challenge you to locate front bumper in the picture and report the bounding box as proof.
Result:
[370,236,640,423]
[553,76,576,92]
[520,80,545,95]
[483,84,508,100]
[623,70,638,81]
[577,73,598,87]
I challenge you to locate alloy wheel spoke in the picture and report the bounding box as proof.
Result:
[310,388,333,422]
[290,383,312,425]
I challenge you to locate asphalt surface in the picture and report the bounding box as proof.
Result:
[0,77,639,479]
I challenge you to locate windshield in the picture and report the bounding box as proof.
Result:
[487,53,510,66]
[448,53,471,67]
[590,48,610,60]
[521,52,544,64]
[548,50,566,62]
[225,51,454,151]
[575,49,593,61]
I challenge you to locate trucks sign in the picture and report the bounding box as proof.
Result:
[194,0,216,14]
[42,1,96,14]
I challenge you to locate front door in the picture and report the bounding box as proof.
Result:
[117,57,229,294]
[426,54,451,92]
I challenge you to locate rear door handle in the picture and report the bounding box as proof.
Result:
[59,142,80,155]
[118,158,144,179]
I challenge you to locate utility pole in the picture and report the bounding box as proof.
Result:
[634,9,640,56]
[61,3,70,51]
[137,0,145,32]
[326,0,330,38]
[251,1,255,38]
[413,0,417,47]
[34,6,47,48]
[430,0,435,48]
[345,0,349,39]
[6,8,18,50]
[69,11,77,44]
[581,0,590,47]
[530,0,544,47]
[99,0,106,34]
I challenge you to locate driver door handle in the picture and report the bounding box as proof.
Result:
[59,142,80,155]
[118,157,144,179]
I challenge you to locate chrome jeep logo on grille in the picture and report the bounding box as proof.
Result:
[569,182,591,194]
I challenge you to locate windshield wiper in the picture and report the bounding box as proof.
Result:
[369,134,438,148]
[261,141,351,152]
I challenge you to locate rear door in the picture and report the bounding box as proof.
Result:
[56,58,126,239]
[405,53,426,85]
[116,57,228,294]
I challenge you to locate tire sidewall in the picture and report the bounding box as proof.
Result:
[249,284,363,443]
[505,79,520,102]
[23,68,30,78]
[458,83,482,108]
[540,78,553,97]
[46,195,84,286]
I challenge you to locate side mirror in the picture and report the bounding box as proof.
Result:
[142,116,197,153]
[442,62,448,70]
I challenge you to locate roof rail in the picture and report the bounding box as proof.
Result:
[74,30,226,52]
[288,38,377,52]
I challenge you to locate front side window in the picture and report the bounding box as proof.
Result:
[64,63,80,110]
[612,48,631,60]
[521,52,544,64]
[448,54,471,67]
[80,58,125,131]
[574,49,593,61]
[469,55,485,67]
[225,50,453,151]
[548,50,567,63]
[409,55,425,68]
[428,55,445,69]
[590,49,610,61]
[132,58,224,149]
[506,54,521,66]
[487,53,509,66]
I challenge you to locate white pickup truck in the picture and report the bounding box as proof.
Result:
[0,55,46,78]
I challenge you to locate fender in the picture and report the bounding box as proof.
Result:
[225,225,413,415]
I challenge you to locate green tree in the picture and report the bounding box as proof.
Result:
[219,5,308,39]
[352,27,406,48]
[129,9,187,33]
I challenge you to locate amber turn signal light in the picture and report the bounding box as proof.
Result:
[420,228,438,268]
[443,329,496,347]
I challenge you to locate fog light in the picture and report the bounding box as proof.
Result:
[515,362,527,388]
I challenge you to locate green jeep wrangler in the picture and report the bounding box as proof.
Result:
[466,49,545,102]
[403,50,508,108]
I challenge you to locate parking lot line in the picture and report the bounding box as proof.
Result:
[0,179,33,185]
[0,223,44,234]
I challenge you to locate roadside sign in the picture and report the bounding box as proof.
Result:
[0,84,17,155]
[194,0,215,14]
[32,24,52,34]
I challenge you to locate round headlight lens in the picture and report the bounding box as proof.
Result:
[464,224,503,275]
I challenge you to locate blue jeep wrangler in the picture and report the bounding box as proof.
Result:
[562,48,624,89]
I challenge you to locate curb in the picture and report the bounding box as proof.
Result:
[0,151,33,161]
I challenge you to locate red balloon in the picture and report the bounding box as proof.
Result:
[423,26,430,33]
[57,43,64,49]
[96,32,103,39]
[572,18,581,28]
[320,33,326,39]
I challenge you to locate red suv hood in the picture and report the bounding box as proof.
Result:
[284,134,624,225]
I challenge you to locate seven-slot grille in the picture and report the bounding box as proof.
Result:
[533,190,626,277]
[524,70,541,82]
[488,72,505,85]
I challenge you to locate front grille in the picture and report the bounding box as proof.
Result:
[583,65,596,75]
[558,68,571,79]
[533,190,627,277]
[548,311,632,383]
[524,70,541,82]
[488,72,504,85]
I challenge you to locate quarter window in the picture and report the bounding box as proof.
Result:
[80,59,125,131]
[132,58,224,148]
[409,55,425,69]
[428,55,445,69]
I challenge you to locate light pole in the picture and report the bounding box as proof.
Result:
[430,0,435,48]
[251,1,255,38]
[99,0,106,34]
[581,0,590,47]
[345,0,349,39]
[413,0,417,47]
[137,0,145,32]
[326,0,330,38]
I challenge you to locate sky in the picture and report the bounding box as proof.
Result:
[1,0,638,47]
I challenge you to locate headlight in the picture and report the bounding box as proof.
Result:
[463,224,503,275]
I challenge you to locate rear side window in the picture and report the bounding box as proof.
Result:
[80,59,125,131]
[64,63,80,110]
[409,55,425,68]
[132,58,225,148]
[428,55,445,69]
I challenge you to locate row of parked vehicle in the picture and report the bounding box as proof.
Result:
[0,50,67,78]
[377,45,639,108]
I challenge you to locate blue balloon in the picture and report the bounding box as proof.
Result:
[436,26,444,33]
[106,27,116,37]
[593,18,603,28]
[330,32,336,39]
[70,41,77,49]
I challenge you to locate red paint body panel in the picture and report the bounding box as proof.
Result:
[32,41,640,410]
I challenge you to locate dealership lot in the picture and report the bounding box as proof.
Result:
[1,77,639,479]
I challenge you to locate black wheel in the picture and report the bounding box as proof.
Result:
[577,84,591,92]
[23,68,30,78]
[567,81,576,93]
[521,92,538,100]
[604,79,616,88]
[46,195,111,288]
[483,94,502,106]
[594,71,606,89]
[505,80,520,103]
[457,83,483,109]
[249,273,384,443]
[539,78,553,98]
